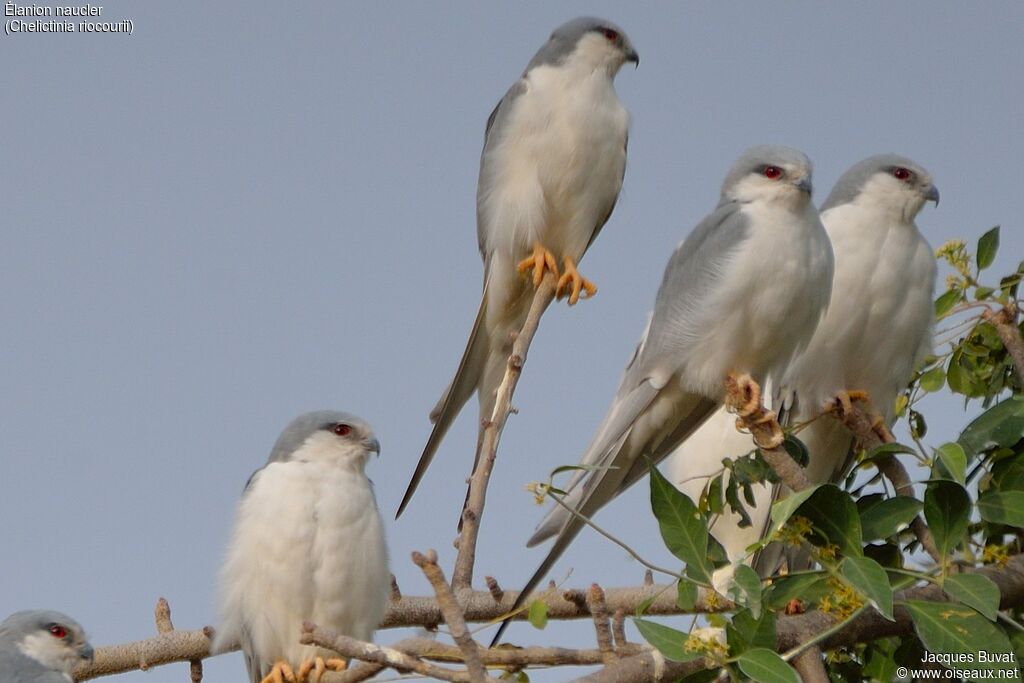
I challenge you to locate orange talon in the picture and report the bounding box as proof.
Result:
[296,657,347,683]
[555,256,597,305]
[832,389,870,418]
[517,243,559,287]
[261,661,297,683]
[725,373,784,449]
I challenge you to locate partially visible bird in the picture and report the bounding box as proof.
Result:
[668,154,939,572]
[0,610,94,683]
[397,17,639,517]
[495,145,834,644]
[213,412,389,683]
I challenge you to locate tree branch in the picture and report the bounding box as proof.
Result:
[831,399,942,563]
[413,550,487,683]
[301,627,500,683]
[453,273,557,593]
[986,301,1024,385]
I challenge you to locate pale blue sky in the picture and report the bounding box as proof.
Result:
[3,3,1022,681]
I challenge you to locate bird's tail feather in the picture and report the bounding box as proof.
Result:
[397,285,492,518]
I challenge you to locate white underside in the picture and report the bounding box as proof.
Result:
[213,460,389,676]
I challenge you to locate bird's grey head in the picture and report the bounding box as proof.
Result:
[721,145,815,207]
[0,610,94,677]
[267,410,381,472]
[821,154,939,222]
[526,17,639,75]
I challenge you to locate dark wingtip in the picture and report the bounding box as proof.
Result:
[490,616,512,647]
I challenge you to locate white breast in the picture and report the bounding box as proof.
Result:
[786,203,936,418]
[214,460,389,672]
[479,64,629,263]
[677,201,834,396]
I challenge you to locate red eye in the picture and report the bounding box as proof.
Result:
[763,166,783,180]
[48,625,67,638]
[601,28,619,42]
[333,424,351,437]
[892,167,912,181]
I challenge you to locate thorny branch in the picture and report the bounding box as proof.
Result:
[452,273,557,593]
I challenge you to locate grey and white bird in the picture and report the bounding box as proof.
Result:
[494,145,834,643]
[213,412,389,683]
[668,154,939,572]
[397,17,638,517]
[0,610,94,683]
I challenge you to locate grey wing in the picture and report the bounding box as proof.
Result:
[584,131,628,252]
[622,201,751,383]
[476,80,527,257]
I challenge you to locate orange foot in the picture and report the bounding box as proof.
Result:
[555,256,597,306]
[261,661,297,683]
[517,243,559,287]
[832,389,870,419]
[785,598,806,615]
[297,657,347,683]
[725,373,784,449]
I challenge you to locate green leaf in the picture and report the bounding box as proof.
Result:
[736,648,800,683]
[959,396,1024,456]
[992,458,1024,493]
[935,288,963,318]
[863,442,917,462]
[919,365,946,392]
[904,601,1016,679]
[977,225,1000,270]
[763,573,830,610]
[978,491,1024,527]
[841,556,894,620]
[923,481,971,558]
[935,442,968,484]
[633,618,702,663]
[782,435,809,467]
[795,484,864,557]
[769,485,821,529]
[944,574,1001,621]
[946,359,973,395]
[527,599,547,629]
[649,467,715,584]
[731,565,763,619]
[676,579,698,611]
[860,496,923,541]
[729,608,776,652]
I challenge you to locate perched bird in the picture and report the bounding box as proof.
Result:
[495,145,834,643]
[213,412,389,683]
[0,610,94,683]
[397,17,639,517]
[668,154,939,572]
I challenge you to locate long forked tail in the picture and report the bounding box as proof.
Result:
[396,287,491,518]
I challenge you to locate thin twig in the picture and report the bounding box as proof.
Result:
[453,273,557,592]
[301,626,498,683]
[412,550,487,683]
[611,609,627,648]
[545,489,689,581]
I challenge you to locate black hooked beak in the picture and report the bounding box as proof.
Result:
[925,184,940,206]
[366,437,381,457]
[80,643,95,663]
[795,177,813,195]
[625,48,639,67]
